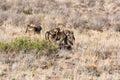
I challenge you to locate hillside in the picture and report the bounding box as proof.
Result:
[0,0,120,80]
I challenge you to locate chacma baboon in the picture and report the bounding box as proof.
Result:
[45,28,61,42]
[63,30,75,45]
[25,24,42,35]
[55,30,67,45]
[58,30,75,50]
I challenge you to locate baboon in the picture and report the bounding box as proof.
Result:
[63,30,75,45]
[25,24,42,35]
[45,28,61,42]
[58,30,75,50]
[55,30,67,45]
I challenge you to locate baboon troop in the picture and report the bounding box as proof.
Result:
[45,28,75,50]
[25,24,42,35]
[25,24,75,50]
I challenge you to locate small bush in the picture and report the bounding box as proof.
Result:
[22,8,32,15]
[10,37,30,50]
[0,42,10,51]
[0,37,57,56]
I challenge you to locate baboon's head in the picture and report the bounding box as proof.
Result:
[25,24,34,33]
[28,24,35,27]
[54,28,60,32]
[49,28,60,35]
[27,24,30,27]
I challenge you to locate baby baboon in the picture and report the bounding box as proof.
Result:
[45,28,61,42]
[25,24,42,35]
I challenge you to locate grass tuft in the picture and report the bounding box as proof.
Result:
[22,8,32,15]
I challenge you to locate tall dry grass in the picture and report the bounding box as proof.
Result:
[0,0,120,31]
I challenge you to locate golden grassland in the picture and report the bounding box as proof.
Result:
[0,0,120,80]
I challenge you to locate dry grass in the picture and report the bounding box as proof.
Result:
[0,0,120,80]
[0,0,120,31]
[0,29,120,80]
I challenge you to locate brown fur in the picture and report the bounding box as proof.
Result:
[45,28,75,49]
[63,30,75,45]
[25,24,42,35]
[45,28,61,42]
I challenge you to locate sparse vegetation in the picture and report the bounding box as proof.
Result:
[0,0,119,31]
[0,0,120,80]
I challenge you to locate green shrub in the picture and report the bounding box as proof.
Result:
[0,37,57,56]
[31,39,57,56]
[0,41,10,51]
[22,8,32,15]
[10,37,30,50]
